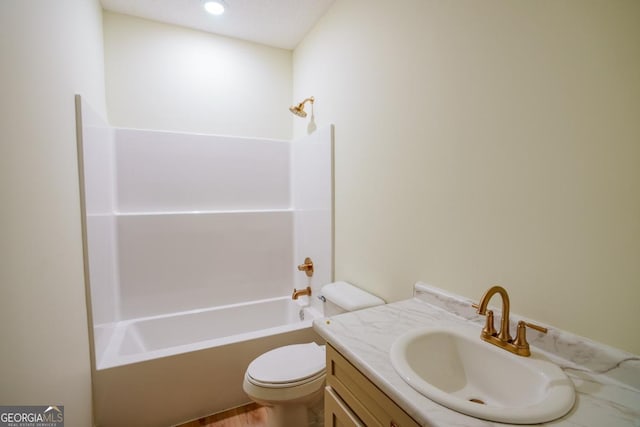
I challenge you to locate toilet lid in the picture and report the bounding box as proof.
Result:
[247,343,325,385]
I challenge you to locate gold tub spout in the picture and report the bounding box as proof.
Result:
[292,286,312,300]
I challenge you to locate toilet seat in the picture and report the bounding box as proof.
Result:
[247,369,325,389]
[246,343,326,388]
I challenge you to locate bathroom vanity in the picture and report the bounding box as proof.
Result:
[313,282,640,427]
[325,343,419,427]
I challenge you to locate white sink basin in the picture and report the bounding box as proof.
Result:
[390,326,575,424]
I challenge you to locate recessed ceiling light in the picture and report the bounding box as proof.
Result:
[204,1,225,15]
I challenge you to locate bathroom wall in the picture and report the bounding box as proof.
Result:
[0,0,106,425]
[293,0,640,354]
[103,11,293,140]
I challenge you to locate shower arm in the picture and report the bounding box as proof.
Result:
[296,97,314,108]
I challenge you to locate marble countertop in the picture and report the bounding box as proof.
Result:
[313,282,640,427]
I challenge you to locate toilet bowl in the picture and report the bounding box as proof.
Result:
[243,343,326,427]
[243,281,385,427]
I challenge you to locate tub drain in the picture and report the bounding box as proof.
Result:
[469,398,485,405]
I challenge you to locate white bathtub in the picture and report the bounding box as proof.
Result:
[93,296,323,427]
[95,296,319,370]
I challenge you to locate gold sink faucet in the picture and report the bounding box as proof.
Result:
[475,285,512,342]
[473,285,547,357]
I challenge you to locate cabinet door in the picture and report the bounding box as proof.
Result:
[325,386,365,427]
[327,345,420,427]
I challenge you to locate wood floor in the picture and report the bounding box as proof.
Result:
[177,403,268,427]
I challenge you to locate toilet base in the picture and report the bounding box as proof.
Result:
[254,387,324,427]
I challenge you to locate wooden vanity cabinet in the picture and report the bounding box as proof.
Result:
[324,344,420,427]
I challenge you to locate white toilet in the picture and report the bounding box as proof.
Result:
[243,281,385,427]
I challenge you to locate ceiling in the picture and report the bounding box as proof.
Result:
[99,0,335,50]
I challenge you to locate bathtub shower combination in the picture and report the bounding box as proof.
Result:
[76,97,333,426]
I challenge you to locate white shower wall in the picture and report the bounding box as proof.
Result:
[114,130,291,212]
[117,211,294,318]
[81,100,119,326]
[79,98,333,326]
[113,130,295,319]
[292,126,334,313]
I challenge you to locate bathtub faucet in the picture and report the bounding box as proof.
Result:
[292,286,312,300]
[297,257,314,277]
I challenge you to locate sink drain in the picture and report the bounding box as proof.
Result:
[469,398,485,405]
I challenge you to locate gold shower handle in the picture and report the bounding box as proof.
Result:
[297,257,314,277]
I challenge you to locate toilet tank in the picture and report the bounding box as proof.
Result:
[321,281,385,317]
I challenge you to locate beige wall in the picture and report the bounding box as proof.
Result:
[104,12,293,140]
[0,0,106,424]
[294,0,640,354]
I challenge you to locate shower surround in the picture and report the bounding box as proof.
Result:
[76,97,333,426]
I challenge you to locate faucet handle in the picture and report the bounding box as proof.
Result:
[524,321,547,333]
[482,310,497,337]
[513,320,548,355]
[473,303,497,337]
[297,257,314,277]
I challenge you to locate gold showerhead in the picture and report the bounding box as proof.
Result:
[289,105,307,117]
[289,96,314,118]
